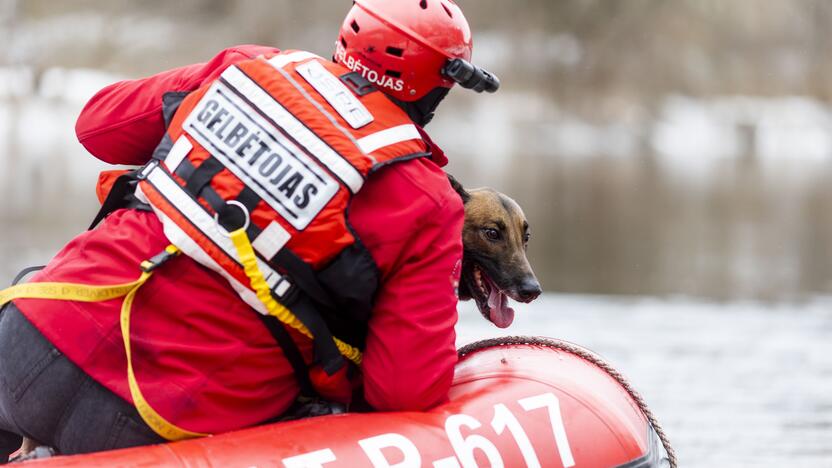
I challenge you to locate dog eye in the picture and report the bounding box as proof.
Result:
[483,228,501,241]
[524,233,531,243]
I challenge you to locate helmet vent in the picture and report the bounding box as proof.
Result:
[340,37,347,48]
[419,0,428,9]
[351,20,360,33]
[442,3,453,17]
[386,46,404,57]
[385,70,402,78]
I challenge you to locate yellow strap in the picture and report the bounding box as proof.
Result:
[0,233,363,441]
[119,270,209,441]
[229,227,363,366]
[0,245,207,442]
[0,280,142,308]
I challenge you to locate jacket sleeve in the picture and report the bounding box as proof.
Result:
[75,45,281,166]
[361,193,464,412]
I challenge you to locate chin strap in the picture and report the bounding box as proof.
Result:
[393,87,451,127]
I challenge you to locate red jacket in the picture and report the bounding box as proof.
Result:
[14,45,463,434]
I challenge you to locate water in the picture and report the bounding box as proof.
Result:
[456,294,832,468]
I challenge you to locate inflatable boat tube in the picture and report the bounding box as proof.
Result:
[25,337,672,467]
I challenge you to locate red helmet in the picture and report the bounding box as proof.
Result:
[335,0,474,102]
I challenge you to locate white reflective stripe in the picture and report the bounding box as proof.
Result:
[221,66,365,193]
[137,165,291,308]
[296,60,374,129]
[252,221,291,260]
[164,136,193,172]
[268,51,319,69]
[184,80,338,231]
[136,183,270,315]
[274,280,291,296]
[357,124,421,154]
[264,271,280,290]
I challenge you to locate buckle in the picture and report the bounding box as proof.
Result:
[340,72,377,96]
[136,160,161,181]
[140,246,181,273]
[214,200,251,237]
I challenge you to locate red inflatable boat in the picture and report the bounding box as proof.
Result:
[25,337,674,467]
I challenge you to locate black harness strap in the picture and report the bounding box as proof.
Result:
[287,295,345,376]
[271,249,336,310]
[162,151,348,377]
[161,92,190,127]
[11,266,45,286]
[257,314,316,398]
[185,157,224,196]
[235,187,263,241]
[88,172,151,230]
[173,157,196,180]
[173,158,337,312]
[174,158,230,219]
[235,187,261,215]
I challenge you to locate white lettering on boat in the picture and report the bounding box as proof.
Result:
[277,392,575,467]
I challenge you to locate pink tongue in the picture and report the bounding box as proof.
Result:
[487,286,515,328]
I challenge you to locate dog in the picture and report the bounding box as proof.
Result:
[448,175,542,328]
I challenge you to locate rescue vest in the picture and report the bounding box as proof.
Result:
[0,50,433,442]
[134,50,430,377]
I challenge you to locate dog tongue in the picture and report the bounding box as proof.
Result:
[487,286,515,328]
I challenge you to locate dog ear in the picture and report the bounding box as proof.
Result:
[446,173,471,204]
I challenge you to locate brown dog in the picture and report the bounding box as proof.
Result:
[449,175,541,328]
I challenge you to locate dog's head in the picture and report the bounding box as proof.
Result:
[449,175,542,328]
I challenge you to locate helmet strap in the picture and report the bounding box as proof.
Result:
[390,87,450,127]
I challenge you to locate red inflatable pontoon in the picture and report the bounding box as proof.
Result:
[25,337,673,467]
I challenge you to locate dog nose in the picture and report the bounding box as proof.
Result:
[516,278,542,302]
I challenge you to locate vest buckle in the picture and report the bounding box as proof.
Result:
[140,246,182,273]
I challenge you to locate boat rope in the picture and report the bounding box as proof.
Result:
[458,336,678,468]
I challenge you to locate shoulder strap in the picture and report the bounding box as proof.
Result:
[257,314,316,398]
[88,171,147,230]
[11,265,45,286]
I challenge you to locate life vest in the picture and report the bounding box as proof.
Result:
[134,50,430,388]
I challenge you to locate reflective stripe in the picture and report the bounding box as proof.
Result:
[357,124,421,154]
[268,51,319,69]
[136,166,291,312]
[252,221,292,260]
[164,136,193,172]
[222,66,365,194]
[274,279,291,296]
[296,60,374,130]
[184,80,339,231]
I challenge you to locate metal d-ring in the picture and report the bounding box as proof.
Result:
[214,200,251,238]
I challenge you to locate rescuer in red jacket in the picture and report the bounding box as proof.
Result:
[0,0,499,458]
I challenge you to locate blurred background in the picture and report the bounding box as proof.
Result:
[1,0,830,466]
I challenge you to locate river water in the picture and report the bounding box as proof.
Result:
[456,294,832,468]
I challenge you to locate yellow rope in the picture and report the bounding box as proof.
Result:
[0,233,363,440]
[119,267,209,441]
[229,227,362,366]
[0,279,143,306]
[0,245,208,441]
